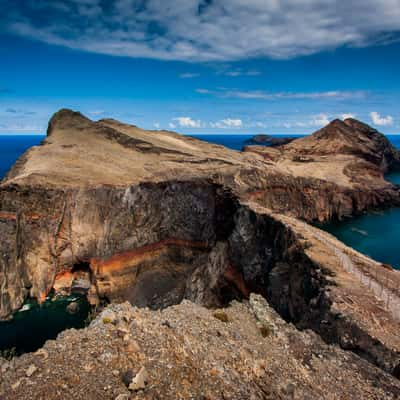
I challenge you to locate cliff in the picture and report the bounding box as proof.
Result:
[1,110,400,391]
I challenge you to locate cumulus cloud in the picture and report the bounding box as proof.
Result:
[153,122,160,129]
[211,118,243,129]
[173,116,202,128]
[196,88,366,100]
[2,1,400,61]
[370,111,394,126]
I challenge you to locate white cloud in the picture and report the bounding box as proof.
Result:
[341,113,356,119]
[153,122,160,129]
[4,1,400,61]
[311,113,330,127]
[197,88,366,101]
[370,111,394,126]
[281,114,331,129]
[168,122,176,129]
[173,117,202,128]
[179,73,200,79]
[211,118,243,129]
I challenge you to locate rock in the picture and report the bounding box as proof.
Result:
[100,310,117,326]
[115,395,129,400]
[244,134,296,147]
[25,364,37,377]
[121,369,134,388]
[213,310,229,323]
[1,361,10,373]
[66,301,79,314]
[34,349,49,360]
[11,379,22,390]
[128,366,149,391]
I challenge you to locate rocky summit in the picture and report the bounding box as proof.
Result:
[1,110,400,399]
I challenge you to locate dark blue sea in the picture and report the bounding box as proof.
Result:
[0,135,44,179]
[1,133,400,271]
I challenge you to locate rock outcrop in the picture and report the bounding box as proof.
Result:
[244,134,296,147]
[1,110,400,388]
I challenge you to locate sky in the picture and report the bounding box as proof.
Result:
[1,0,400,135]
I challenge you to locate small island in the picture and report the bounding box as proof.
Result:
[244,134,296,147]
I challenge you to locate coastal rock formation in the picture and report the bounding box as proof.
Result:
[1,110,400,387]
[244,134,296,147]
[244,118,400,221]
[1,296,399,400]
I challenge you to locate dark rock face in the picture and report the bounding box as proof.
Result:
[244,134,296,147]
[246,174,400,222]
[0,178,318,316]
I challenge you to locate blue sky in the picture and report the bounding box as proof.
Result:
[1,0,400,134]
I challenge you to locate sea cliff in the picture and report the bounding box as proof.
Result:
[1,110,400,398]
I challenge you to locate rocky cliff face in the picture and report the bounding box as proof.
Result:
[1,110,400,385]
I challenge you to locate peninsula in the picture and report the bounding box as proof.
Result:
[1,110,400,399]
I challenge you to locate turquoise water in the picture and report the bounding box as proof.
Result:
[322,208,400,269]
[0,295,90,355]
[386,170,400,185]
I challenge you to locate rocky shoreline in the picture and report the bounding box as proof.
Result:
[1,110,400,398]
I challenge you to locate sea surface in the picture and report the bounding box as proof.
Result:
[0,132,400,353]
